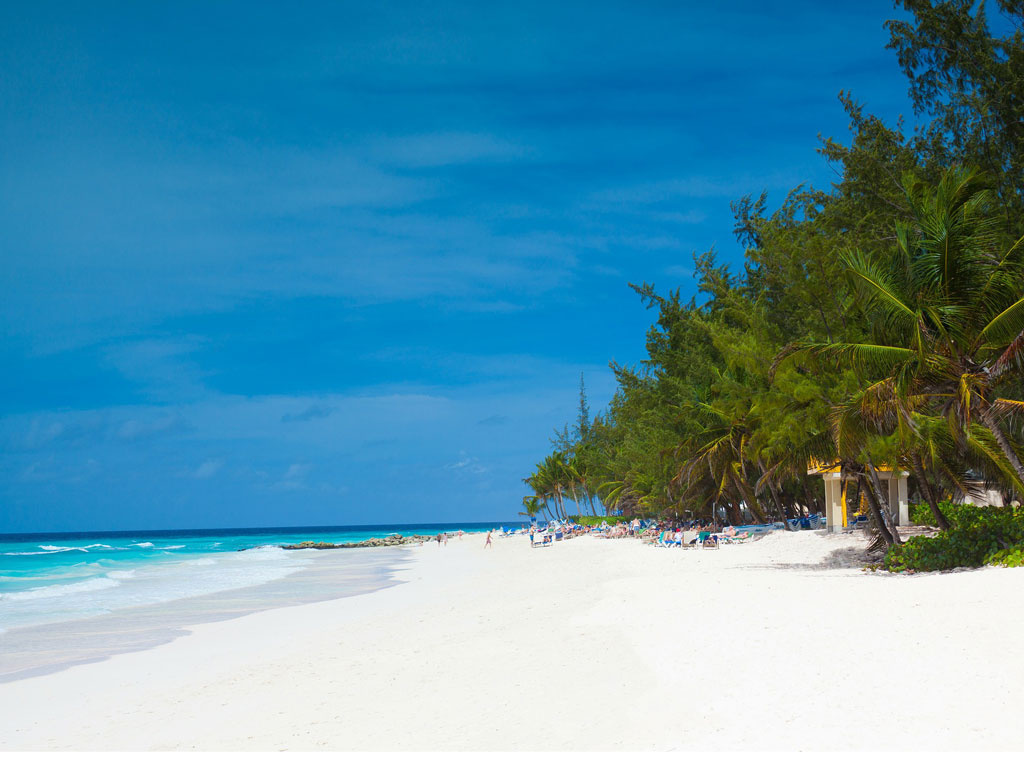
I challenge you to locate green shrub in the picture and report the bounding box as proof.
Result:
[909,502,937,526]
[883,505,1024,572]
[909,499,980,527]
[941,503,1011,528]
[917,501,933,528]
[986,543,1024,568]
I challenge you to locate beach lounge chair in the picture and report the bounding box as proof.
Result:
[696,532,719,548]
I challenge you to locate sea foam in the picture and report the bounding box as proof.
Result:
[0,576,120,602]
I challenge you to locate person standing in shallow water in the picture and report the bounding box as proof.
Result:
[484,530,493,548]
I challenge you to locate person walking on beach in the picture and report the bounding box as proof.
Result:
[485,530,493,549]
[442,532,448,547]
[436,533,442,547]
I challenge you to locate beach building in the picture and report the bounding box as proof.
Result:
[807,460,909,533]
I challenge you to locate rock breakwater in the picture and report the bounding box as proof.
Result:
[281,534,434,550]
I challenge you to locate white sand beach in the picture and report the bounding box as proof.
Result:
[2,530,1023,751]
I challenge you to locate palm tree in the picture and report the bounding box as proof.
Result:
[543,452,570,519]
[566,453,598,515]
[861,380,1020,521]
[523,465,554,521]
[597,477,647,516]
[789,167,1024,491]
[521,495,544,520]
[827,392,905,545]
[524,452,577,520]
[676,401,767,524]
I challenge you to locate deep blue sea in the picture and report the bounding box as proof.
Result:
[0,522,515,636]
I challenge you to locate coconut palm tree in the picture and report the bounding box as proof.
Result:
[524,452,576,520]
[566,453,598,515]
[675,400,767,524]
[788,167,1024,490]
[521,495,544,520]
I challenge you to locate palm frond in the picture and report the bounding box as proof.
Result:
[978,296,1024,349]
[842,250,918,324]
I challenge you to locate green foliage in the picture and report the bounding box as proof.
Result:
[909,502,930,526]
[522,3,1024,537]
[884,505,1024,572]
[909,502,937,526]
[986,542,1024,568]
[572,515,631,527]
[910,500,965,527]
[886,0,1024,216]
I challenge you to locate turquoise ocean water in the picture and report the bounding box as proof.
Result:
[0,523,522,681]
[0,523,514,636]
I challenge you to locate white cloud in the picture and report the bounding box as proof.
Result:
[590,172,805,204]
[371,132,529,168]
[283,463,310,480]
[445,451,488,475]
[194,459,224,479]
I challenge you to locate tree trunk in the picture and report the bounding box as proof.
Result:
[569,487,581,518]
[719,494,741,526]
[766,482,785,521]
[801,475,821,514]
[727,502,741,527]
[757,459,786,521]
[978,405,1024,489]
[865,462,902,545]
[731,474,766,524]
[910,452,951,530]
[860,473,895,547]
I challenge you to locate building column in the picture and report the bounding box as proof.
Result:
[825,476,844,533]
[823,475,833,530]
[898,474,909,526]
[886,475,910,528]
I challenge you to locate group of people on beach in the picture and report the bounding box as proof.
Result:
[585,519,727,548]
[431,529,498,549]
[477,519,734,550]
[434,530,468,547]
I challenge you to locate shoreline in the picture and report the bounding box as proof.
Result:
[0,544,416,683]
[2,530,1023,750]
[0,525,504,648]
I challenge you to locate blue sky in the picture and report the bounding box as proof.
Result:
[1,1,917,532]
